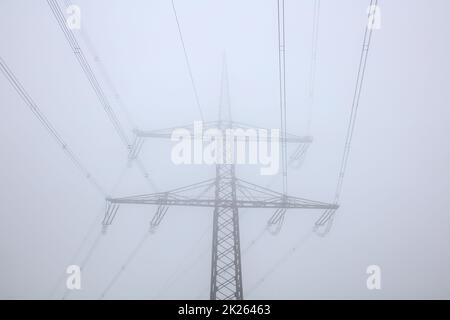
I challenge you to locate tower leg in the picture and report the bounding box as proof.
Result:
[210,163,243,300]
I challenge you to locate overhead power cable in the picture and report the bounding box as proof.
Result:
[49,165,129,299]
[171,0,205,121]
[245,231,313,297]
[218,54,232,123]
[46,0,157,192]
[152,226,210,299]
[0,54,118,300]
[306,0,321,134]
[277,0,288,196]
[47,0,129,147]
[99,231,151,299]
[0,55,105,196]
[241,0,380,295]
[61,231,103,300]
[315,0,379,235]
[62,0,138,131]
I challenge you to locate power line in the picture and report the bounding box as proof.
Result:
[242,228,267,254]
[219,54,232,123]
[242,0,380,294]
[245,231,313,297]
[47,0,129,147]
[0,55,106,196]
[153,227,210,299]
[277,0,288,196]
[99,231,151,299]
[315,0,379,235]
[306,0,321,134]
[63,0,137,131]
[48,165,129,299]
[0,54,115,300]
[103,186,215,299]
[171,0,205,121]
[46,0,157,192]
[47,207,103,299]
[61,231,103,300]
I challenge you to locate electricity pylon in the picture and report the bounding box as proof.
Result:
[103,63,337,300]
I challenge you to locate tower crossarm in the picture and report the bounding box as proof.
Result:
[104,177,337,226]
[107,196,337,210]
[128,120,313,161]
[134,120,312,142]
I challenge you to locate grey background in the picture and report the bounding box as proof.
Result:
[0,0,449,299]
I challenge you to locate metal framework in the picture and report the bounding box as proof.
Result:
[0,0,374,301]
[104,118,337,300]
[101,34,340,297]
[101,0,339,300]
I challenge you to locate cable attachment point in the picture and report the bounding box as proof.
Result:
[128,130,145,166]
[267,207,287,235]
[103,200,120,226]
[314,209,337,237]
[289,143,310,169]
[149,194,170,233]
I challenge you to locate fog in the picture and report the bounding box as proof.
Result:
[0,0,449,299]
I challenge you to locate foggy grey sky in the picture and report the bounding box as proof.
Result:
[0,0,450,299]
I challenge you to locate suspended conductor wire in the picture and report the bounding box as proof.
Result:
[277,0,288,196]
[60,231,103,300]
[306,0,321,134]
[47,0,129,147]
[99,231,151,299]
[47,210,102,299]
[100,181,214,299]
[0,55,106,196]
[153,226,210,299]
[48,165,129,299]
[316,0,379,235]
[219,54,232,123]
[171,0,205,122]
[245,231,314,297]
[46,0,157,192]
[0,53,110,299]
[242,0,380,295]
[62,0,137,131]
[242,228,267,254]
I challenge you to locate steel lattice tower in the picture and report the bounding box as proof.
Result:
[103,65,338,299]
[210,118,243,299]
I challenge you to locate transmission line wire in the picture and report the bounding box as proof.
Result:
[62,0,138,131]
[315,0,379,235]
[48,165,129,299]
[99,178,217,299]
[223,0,380,297]
[0,55,105,196]
[277,0,288,196]
[171,0,205,121]
[306,0,321,134]
[47,0,129,146]
[0,53,125,300]
[46,0,157,192]
[243,0,380,296]
[152,226,210,299]
[99,231,151,299]
[245,231,313,297]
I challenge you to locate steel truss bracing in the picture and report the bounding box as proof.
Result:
[0,0,375,300]
[127,120,313,162]
[105,180,337,211]
[102,22,337,299]
[210,158,243,300]
[104,153,337,300]
[104,69,336,300]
